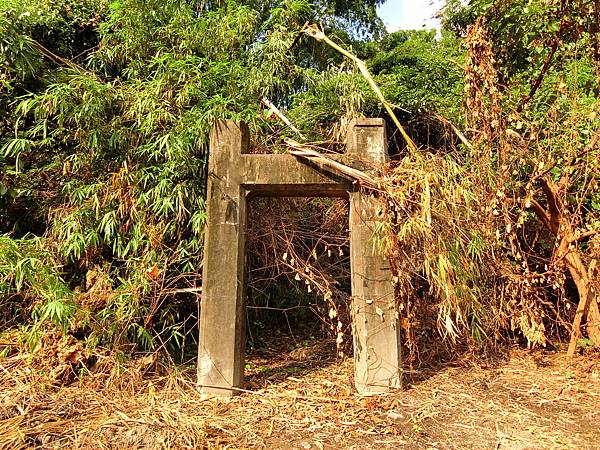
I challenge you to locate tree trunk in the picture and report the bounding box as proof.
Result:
[586,260,600,345]
[564,251,599,356]
[586,297,600,344]
[530,177,600,356]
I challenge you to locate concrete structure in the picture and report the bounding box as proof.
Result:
[198,118,401,396]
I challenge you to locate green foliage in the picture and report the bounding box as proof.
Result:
[0,0,102,87]
[289,29,465,140]
[445,0,600,83]
[366,30,464,119]
[288,70,367,136]
[0,0,392,354]
[0,235,74,346]
[3,0,595,358]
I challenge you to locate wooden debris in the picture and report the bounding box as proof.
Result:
[284,138,380,190]
[261,97,305,140]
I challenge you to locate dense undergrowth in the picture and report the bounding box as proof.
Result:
[0,0,599,371]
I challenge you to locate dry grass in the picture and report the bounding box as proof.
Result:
[1,336,599,449]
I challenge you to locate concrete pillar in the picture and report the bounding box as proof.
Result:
[198,118,401,397]
[348,118,402,394]
[197,121,248,396]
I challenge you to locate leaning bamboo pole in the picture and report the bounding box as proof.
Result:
[302,23,418,154]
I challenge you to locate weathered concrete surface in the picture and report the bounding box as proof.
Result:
[346,118,389,166]
[349,194,402,393]
[348,119,402,394]
[242,154,351,197]
[198,118,401,396]
[197,121,248,396]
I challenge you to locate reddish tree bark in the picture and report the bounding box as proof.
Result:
[530,177,600,356]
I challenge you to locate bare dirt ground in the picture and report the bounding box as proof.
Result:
[1,339,599,449]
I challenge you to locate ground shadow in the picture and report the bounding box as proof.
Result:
[244,332,340,390]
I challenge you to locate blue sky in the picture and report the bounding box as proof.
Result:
[377,0,443,31]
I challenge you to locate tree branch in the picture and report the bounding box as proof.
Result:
[517,0,570,112]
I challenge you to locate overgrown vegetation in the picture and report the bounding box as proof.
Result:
[368,1,599,359]
[0,0,599,371]
[0,0,385,355]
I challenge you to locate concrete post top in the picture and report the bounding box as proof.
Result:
[346,118,388,164]
[210,120,250,156]
[348,118,385,128]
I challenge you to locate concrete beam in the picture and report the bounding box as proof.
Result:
[241,154,352,197]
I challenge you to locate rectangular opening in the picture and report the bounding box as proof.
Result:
[244,197,352,388]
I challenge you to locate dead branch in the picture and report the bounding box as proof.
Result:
[29,39,98,78]
[527,176,600,355]
[529,199,554,233]
[261,97,305,140]
[432,113,473,149]
[284,138,380,190]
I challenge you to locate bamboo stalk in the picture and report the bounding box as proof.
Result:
[302,24,418,154]
[261,97,305,140]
